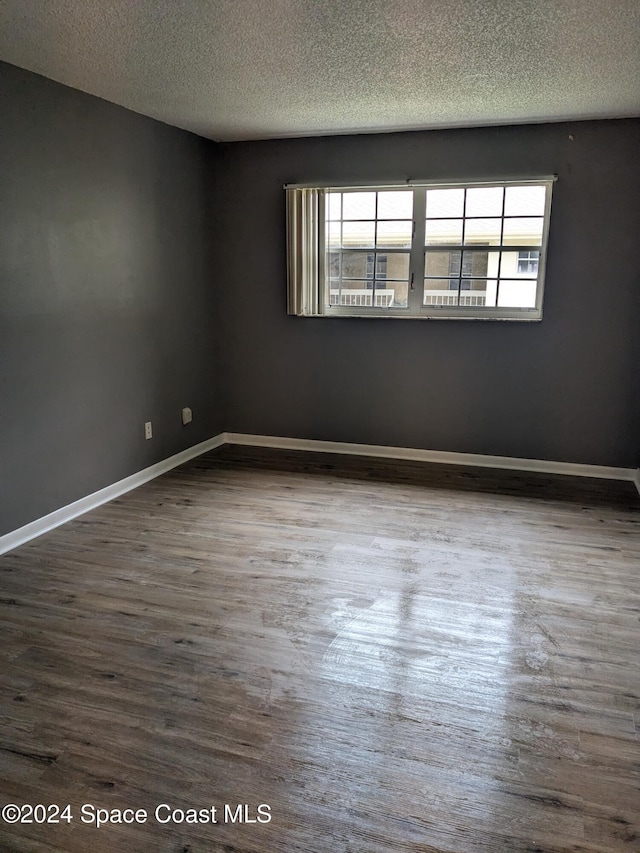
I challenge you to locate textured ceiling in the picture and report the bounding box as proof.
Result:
[0,0,639,142]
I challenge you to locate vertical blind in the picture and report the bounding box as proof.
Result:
[286,187,323,316]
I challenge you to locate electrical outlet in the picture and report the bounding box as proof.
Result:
[181,407,193,425]
[144,421,152,440]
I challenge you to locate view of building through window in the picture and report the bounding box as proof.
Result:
[423,185,545,308]
[326,184,548,313]
[327,190,413,308]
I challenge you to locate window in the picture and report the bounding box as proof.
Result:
[517,250,540,275]
[286,179,554,320]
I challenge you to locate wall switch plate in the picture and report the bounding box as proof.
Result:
[144,421,152,440]
[181,407,193,425]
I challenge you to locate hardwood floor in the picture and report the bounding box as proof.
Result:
[1,445,639,852]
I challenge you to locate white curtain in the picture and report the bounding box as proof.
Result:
[286,187,324,316]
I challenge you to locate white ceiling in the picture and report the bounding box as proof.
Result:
[1,0,639,142]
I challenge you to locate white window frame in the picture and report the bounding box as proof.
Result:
[286,178,555,320]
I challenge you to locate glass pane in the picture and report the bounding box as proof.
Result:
[342,221,375,247]
[377,220,412,248]
[328,221,341,247]
[341,279,371,291]
[377,191,413,219]
[501,250,538,278]
[383,281,408,307]
[426,188,464,218]
[486,250,501,278]
[458,281,492,307]
[342,192,376,220]
[425,250,461,277]
[502,217,544,245]
[484,279,497,306]
[327,193,342,220]
[504,185,546,217]
[461,250,490,277]
[424,279,459,306]
[465,186,503,217]
[464,218,502,245]
[460,278,491,291]
[338,280,373,307]
[341,252,373,279]
[328,252,340,278]
[425,219,463,244]
[497,280,537,308]
[380,253,409,280]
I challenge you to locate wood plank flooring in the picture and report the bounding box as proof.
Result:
[0,445,639,852]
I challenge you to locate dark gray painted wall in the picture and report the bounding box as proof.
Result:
[0,62,222,535]
[1,62,638,539]
[217,121,640,468]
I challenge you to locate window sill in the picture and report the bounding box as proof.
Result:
[316,308,543,321]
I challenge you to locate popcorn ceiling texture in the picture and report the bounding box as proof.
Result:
[0,0,639,141]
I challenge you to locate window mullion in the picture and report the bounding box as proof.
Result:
[495,186,506,307]
[373,193,379,308]
[408,188,426,313]
[458,188,468,306]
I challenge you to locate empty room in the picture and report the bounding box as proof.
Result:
[1,1,639,851]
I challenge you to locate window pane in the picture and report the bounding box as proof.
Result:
[464,218,502,245]
[497,280,537,308]
[461,278,492,291]
[427,279,460,292]
[385,281,408,307]
[382,253,410,280]
[328,252,340,278]
[426,188,464,218]
[338,280,373,308]
[458,281,492,307]
[424,279,459,306]
[425,250,461,277]
[377,220,412,248]
[425,219,463,244]
[377,191,413,219]
[328,285,341,306]
[327,193,342,220]
[484,279,498,306]
[375,255,387,279]
[504,185,546,217]
[341,279,371,291]
[502,217,544,245]
[342,192,376,219]
[501,250,538,278]
[461,250,490,277]
[342,221,375,247]
[328,221,341,247]
[465,186,503,217]
[341,252,373,279]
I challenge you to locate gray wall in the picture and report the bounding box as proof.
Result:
[217,121,640,468]
[1,61,638,540]
[0,62,222,535]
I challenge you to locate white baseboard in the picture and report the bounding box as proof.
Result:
[224,432,637,484]
[2,431,637,556]
[0,434,225,556]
